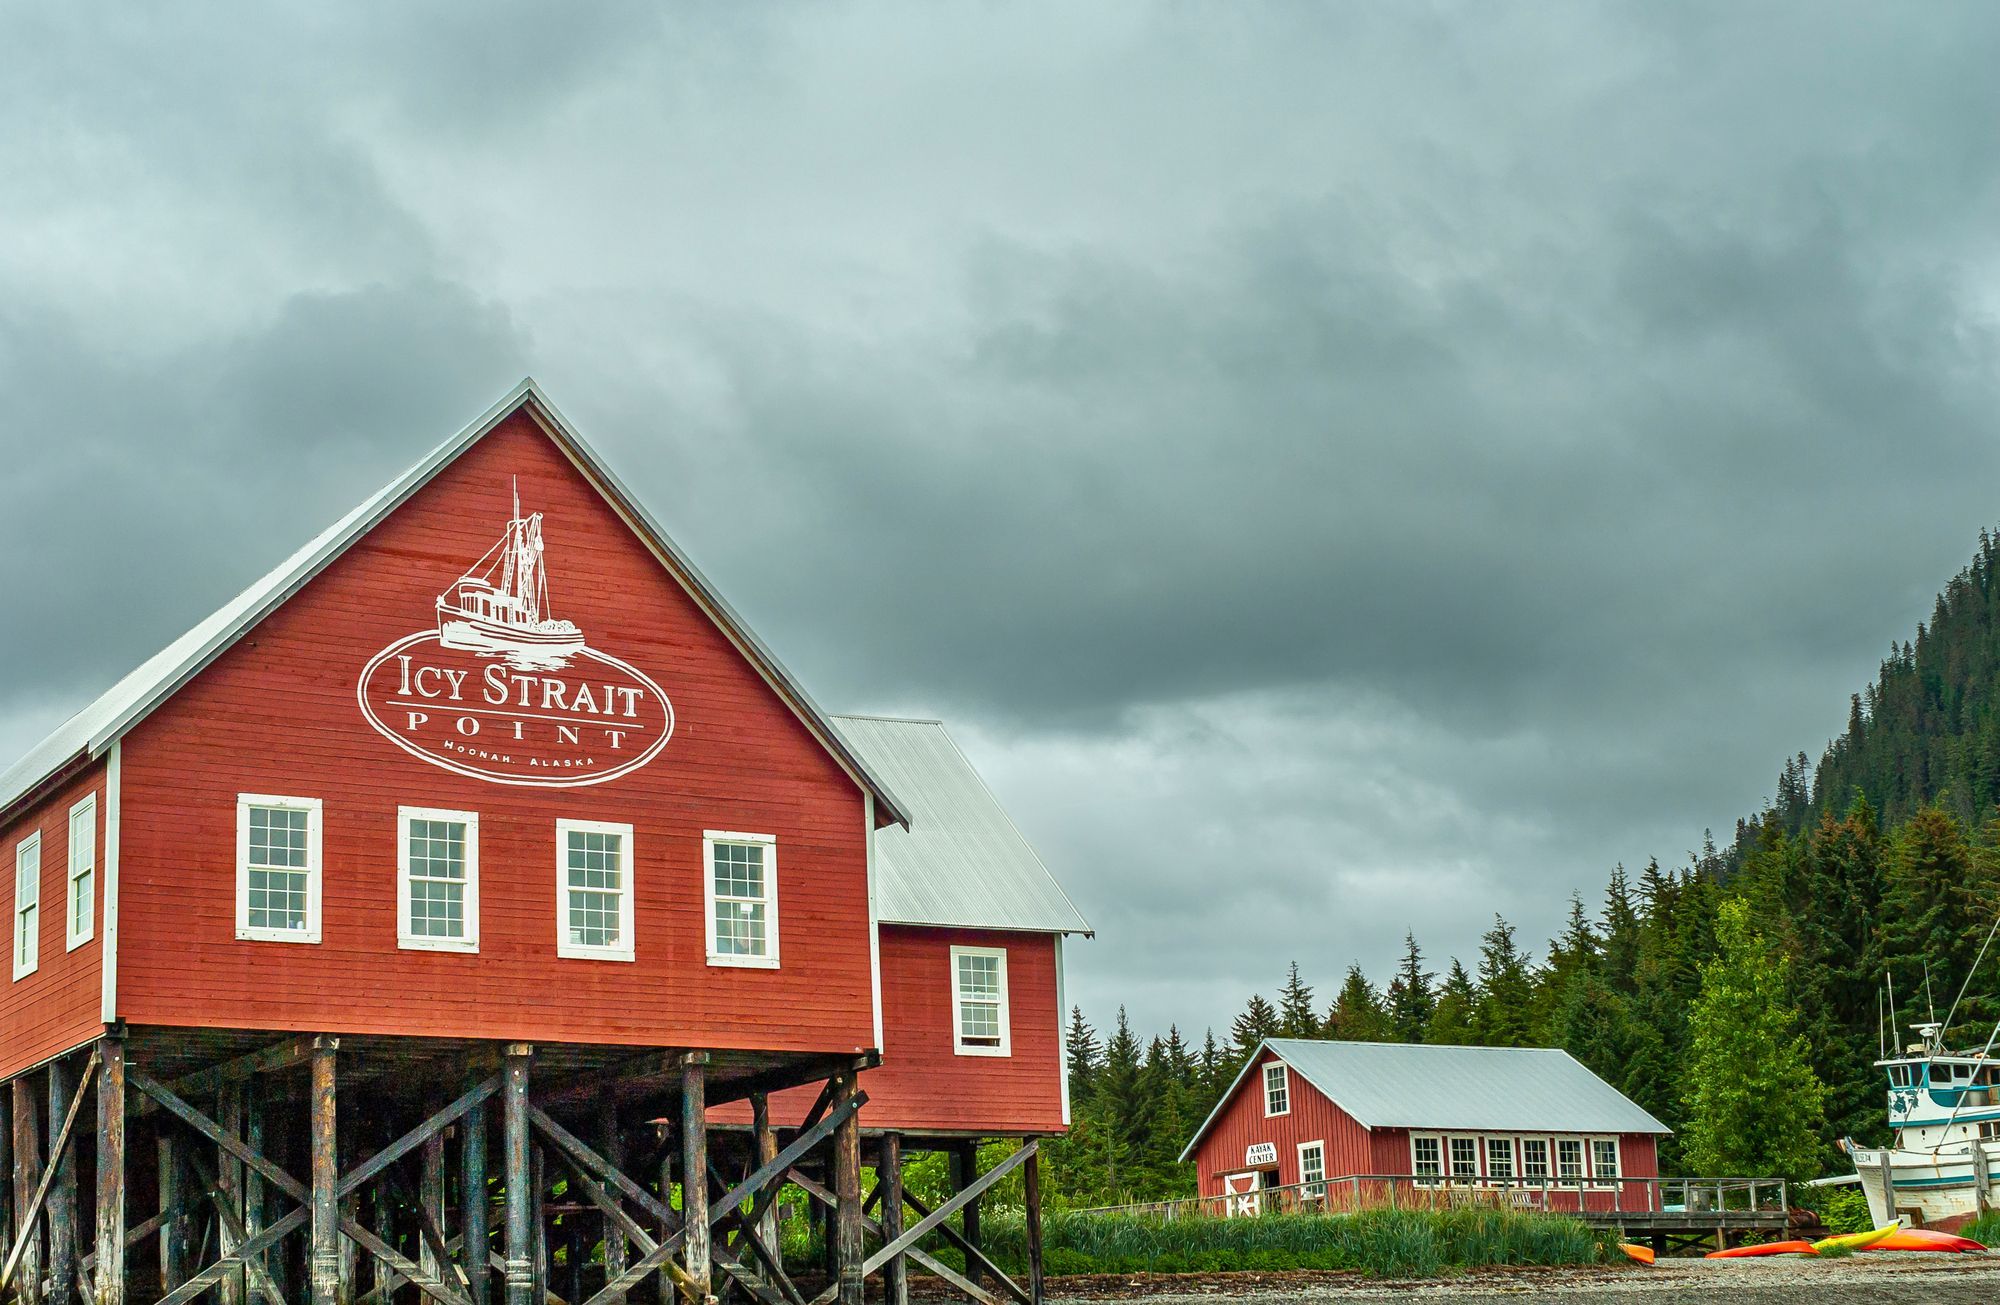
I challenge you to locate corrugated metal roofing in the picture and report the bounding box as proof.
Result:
[0,380,910,827]
[1180,1038,1669,1160]
[833,715,1092,936]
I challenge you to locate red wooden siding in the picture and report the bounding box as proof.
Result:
[113,412,876,1053]
[0,761,107,1081]
[714,926,1067,1135]
[1194,1049,1663,1207]
[1194,1048,1373,1195]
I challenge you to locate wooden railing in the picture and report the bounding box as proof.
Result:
[1078,1174,1789,1223]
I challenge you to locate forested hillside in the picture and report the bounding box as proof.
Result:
[1039,527,2000,1209]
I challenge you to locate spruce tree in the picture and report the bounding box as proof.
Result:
[1229,993,1282,1063]
[1066,1005,1103,1109]
[1276,961,1319,1038]
[1426,960,1477,1044]
[1388,931,1435,1041]
[1325,964,1394,1041]
[1470,916,1534,1046]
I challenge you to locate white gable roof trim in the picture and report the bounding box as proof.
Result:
[1178,1037,1671,1163]
[0,380,910,829]
[832,715,1091,936]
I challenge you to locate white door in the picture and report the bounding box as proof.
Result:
[1223,1170,1263,1217]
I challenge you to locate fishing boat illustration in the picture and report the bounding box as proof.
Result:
[436,482,586,666]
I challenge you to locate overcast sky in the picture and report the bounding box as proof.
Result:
[6,3,2000,1043]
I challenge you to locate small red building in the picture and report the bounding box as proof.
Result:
[1182,1039,1669,1214]
[0,381,1086,1305]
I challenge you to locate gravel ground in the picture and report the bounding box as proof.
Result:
[1047,1256,2000,1303]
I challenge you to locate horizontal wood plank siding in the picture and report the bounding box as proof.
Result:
[714,925,1066,1134]
[1195,1048,1372,1195]
[0,761,106,1081]
[114,413,875,1052]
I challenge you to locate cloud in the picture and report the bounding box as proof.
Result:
[5,2,2000,1039]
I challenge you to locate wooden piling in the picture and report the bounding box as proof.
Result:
[244,1084,270,1301]
[832,1071,862,1305]
[503,1044,535,1305]
[95,1034,127,1305]
[0,1080,10,1277]
[751,1093,780,1273]
[880,1134,907,1305]
[219,1086,245,1305]
[949,1143,981,1295]
[421,1131,447,1283]
[462,1097,491,1305]
[157,1126,188,1294]
[1023,1140,1044,1305]
[680,1053,711,1300]
[603,1097,629,1281]
[309,1036,340,1305]
[10,1075,39,1305]
[47,1058,79,1305]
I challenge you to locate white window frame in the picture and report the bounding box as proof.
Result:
[950,944,1011,1056]
[66,794,96,951]
[1411,1134,1443,1183]
[1263,1062,1291,1117]
[14,832,41,980]
[235,795,322,944]
[557,819,636,962]
[703,830,779,969]
[1485,1136,1515,1183]
[1296,1139,1326,1196]
[1589,1136,1620,1186]
[397,806,480,954]
[1520,1136,1550,1181]
[1447,1135,1480,1181]
[1556,1136,1585,1183]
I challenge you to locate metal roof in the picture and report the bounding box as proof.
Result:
[832,715,1092,936]
[1180,1037,1670,1161]
[0,380,910,827]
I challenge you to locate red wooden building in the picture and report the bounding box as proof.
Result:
[0,382,1087,1305]
[1181,1039,1669,1214]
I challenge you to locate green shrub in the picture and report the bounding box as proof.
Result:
[1961,1211,2000,1248]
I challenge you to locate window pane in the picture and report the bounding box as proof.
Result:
[956,953,999,999]
[960,1000,1001,1043]
[712,842,764,899]
[714,900,767,956]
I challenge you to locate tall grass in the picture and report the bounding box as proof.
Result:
[1961,1210,2000,1247]
[966,1206,1610,1277]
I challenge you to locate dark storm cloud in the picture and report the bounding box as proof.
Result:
[5,1,2000,1037]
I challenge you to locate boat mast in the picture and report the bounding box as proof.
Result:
[1942,915,2000,1043]
[1888,971,1903,1055]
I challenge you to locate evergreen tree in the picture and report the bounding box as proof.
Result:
[1601,863,1641,993]
[1066,1005,1102,1109]
[1469,916,1534,1046]
[1426,960,1478,1045]
[1325,964,1394,1041]
[1683,900,1828,1182]
[1229,993,1282,1063]
[1097,1007,1146,1193]
[1276,961,1318,1038]
[1388,931,1435,1041]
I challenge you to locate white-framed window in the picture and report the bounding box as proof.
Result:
[66,795,96,950]
[950,945,1010,1055]
[1520,1137,1550,1180]
[397,807,478,953]
[703,831,778,968]
[1448,1136,1479,1180]
[1590,1138,1619,1185]
[1411,1135,1442,1182]
[1556,1138,1585,1182]
[236,795,322,943]
[1485,1137,1515,1181]
[1297,1140,1326,1197]
[557,819,635,962]
[14,832,41,980]
[1263,1062,1291,1117]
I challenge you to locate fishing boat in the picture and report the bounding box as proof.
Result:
[436,483,586,665]
[1843,1014,2000,1229]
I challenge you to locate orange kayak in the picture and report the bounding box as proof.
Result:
[1706,1240,1819,1258]
[1869,1229,1987,1253]
[1617,1242,1655,1265]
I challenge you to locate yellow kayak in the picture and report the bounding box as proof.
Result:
[1811,1223,1900,1253]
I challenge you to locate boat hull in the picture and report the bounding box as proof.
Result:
[1847,1140,2000,1230]
[438,609,585,656]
